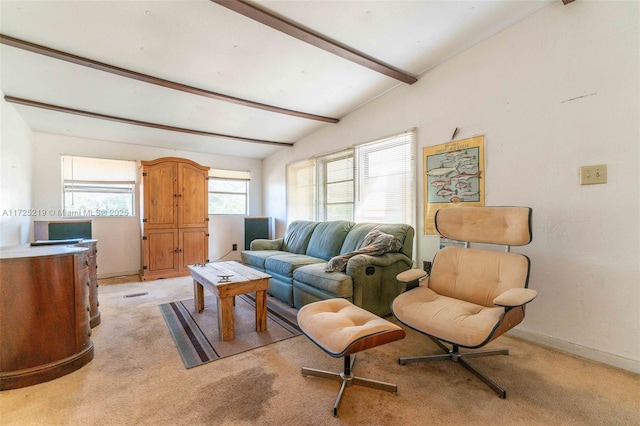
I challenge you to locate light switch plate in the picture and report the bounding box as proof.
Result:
[580,164,607,185]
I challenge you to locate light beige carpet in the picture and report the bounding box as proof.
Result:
[1,276,638,425]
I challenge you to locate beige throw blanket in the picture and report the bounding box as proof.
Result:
[325,230,403,273]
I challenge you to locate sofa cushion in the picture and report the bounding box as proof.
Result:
[265,253,325,277]
[293,263,353,298]
[305,220,354,261]
[240,250,284,270]
[282,221,320,254]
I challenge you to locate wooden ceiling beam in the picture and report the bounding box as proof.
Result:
[211,0,418,85]
[0,34,339,124]
[4,96,294,147]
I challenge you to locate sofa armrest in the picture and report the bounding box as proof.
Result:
[250,238,284,251]
[493,288,537,308]
[345,253,413,317]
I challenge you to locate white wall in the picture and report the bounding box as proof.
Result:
[31,132,263,277]
[263,1,640,372]
[0,96,33,246]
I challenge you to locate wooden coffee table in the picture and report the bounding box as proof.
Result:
[188,261,271,341]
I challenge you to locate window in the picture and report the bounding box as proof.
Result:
[208,169,250,215]
[318,151,354,221]
[286,159,316,221]
[62,155,136,217]
[286,129,416,227]
[355,131,415,225]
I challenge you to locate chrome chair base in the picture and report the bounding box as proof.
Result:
[302,354,398,417]
[399,337,509,398]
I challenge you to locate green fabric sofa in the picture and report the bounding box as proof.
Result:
[241,220,415,317]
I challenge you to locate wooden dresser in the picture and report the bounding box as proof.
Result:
[0,244,94,390]
[140,157,210,280]
[77,240,101,327]
[31,239,101,328]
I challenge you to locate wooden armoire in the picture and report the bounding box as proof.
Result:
[140,157,210,280]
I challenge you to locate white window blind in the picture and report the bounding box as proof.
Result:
[209,169,250,181]
[355,130,416,225]
[286,159,316,222]
[62,155,136,182]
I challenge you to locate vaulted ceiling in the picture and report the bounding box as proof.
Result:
[0,0,553,159]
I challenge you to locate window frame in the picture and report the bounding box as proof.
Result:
[207,169,250,215]
[61,155,136,217]
[286,129,416,228]
[317,150,354,222]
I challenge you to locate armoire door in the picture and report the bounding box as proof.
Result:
[177,162,208,229]
[179,228,208,270]
[143,229,179,275]
[143,161,178,229]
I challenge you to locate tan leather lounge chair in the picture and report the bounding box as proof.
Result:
[392,206,536,398]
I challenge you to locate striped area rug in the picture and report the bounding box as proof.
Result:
[159,293,301,368]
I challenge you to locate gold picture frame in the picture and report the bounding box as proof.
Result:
[423,135,485,234]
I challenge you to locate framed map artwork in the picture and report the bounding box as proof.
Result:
[423,135,485,234]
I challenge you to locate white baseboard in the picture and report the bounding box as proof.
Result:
[508,328,640,374]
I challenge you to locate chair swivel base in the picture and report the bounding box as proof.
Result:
[302,354,398,417]
[399,337,509,398]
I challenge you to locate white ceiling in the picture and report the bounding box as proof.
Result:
[0,0,553,159]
